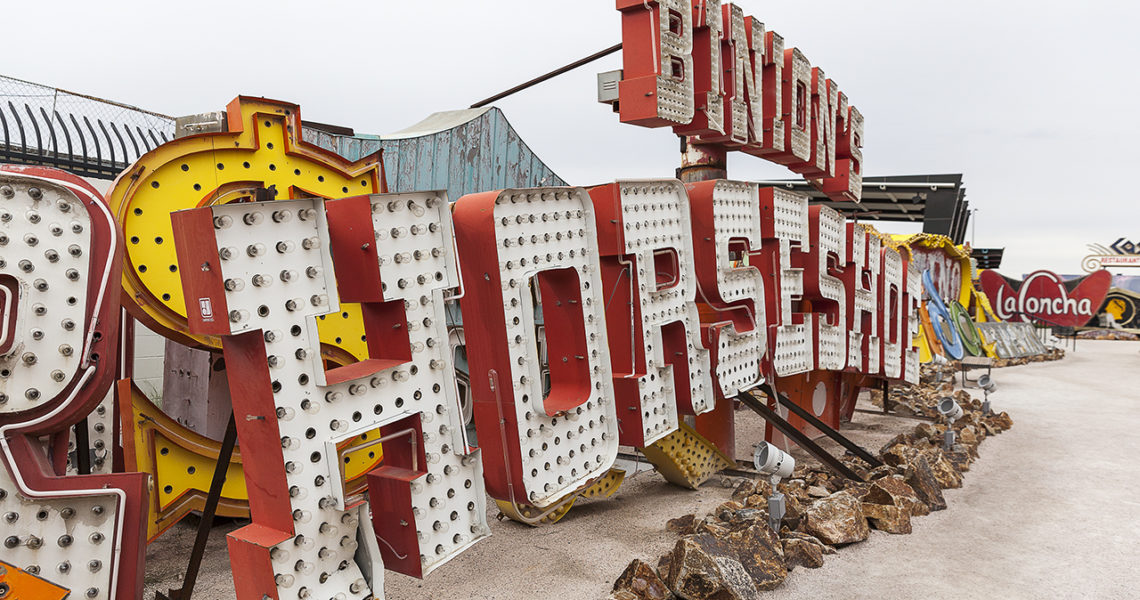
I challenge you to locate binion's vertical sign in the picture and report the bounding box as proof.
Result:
[614,0,865,201]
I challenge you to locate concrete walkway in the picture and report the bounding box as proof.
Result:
[768,340,1140,600]
[146,341,1140,599]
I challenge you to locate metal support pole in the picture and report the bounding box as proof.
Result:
[677,136,727,182]
[762,386,883,468]
[471,43,623,108]
[156,411,238,600]
[74,417,91,475]
[854,408,935,422]
[736,393,863,481]
[881,378,890,414]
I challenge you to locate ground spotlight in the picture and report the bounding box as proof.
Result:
[937,397,963,450]
[977,374,997,413]
[931,354,948,382]
[753,443,795,531]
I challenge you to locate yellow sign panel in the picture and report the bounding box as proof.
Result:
[106,96,385,363]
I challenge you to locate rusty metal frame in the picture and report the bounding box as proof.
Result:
[737,391,863,481]
[761,385,883,468]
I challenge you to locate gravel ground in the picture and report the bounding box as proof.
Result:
[143,340,1140,599]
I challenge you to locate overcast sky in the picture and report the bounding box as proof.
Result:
[6,0,1137,278]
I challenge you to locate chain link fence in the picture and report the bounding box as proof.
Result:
[0,74,175,179]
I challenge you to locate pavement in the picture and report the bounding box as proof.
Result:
[143,340,1140,600]
[766,340,1140,600]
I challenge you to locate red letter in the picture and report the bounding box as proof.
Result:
[701,4,763,147]
[674,0,724,137]
[823,98,864,202]
[454,188,621,509]
[591,180,715,447]
[769,48,813,165]
[754,30,786,158]
[789,69,839,179]
[842,223,881,375]
[878,246,904,379]
[687,180,766,459]
[756,187,812,376]
[793,206,848,370]
[617,0,696,127]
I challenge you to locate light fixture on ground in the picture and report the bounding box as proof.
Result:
[931,354,949,383]
[977,374,997,414]
[937,396,964,450]
[753,442,796,531]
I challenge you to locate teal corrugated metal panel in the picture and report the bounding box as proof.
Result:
[380,140,400,191]
[491,112,509,191]
[431,129,452,197]
[397,138,418,193]
[505,124,521,192]
[414,135,434,193]
[476,113,494,195]
[306,107,566,201]
[460,118,481,199]
[446,123,467,201]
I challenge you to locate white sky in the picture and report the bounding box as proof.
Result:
[6,0,1137,279]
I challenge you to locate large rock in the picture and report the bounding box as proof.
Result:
[958,426,979,447]
[945,447,973,473]
[866,464,902,480]
[778,479,808,501]
[660,538,760,600]
[904,455,947,511]
[612,559,673,600]
[912,422,937,441]
[731,479,758,503]
[606,591,641,600]
[861,502,912,534]
[865,476,929,517]
[781,531,837,555]
[714,501,745,519]
[879,432,917,455]
[840,480,872,501]
[721,524,787,590]
[881,443,920,468]
[923,449,964,489]
[782,538,825,570]
[667,514,698,535]
[713,557,762,600]
[990,411,1014,431]
[807,485,830,498]
[781,494,804,530]
[743,494,767,509]
[801,491,869,545]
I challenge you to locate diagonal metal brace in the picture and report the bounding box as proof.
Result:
[156,411,238,600]
[760,385,883,468]
[736,392,863,482]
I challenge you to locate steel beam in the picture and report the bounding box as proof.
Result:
[736,393,863,481]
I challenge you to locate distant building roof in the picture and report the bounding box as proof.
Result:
[756,174,970,243]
